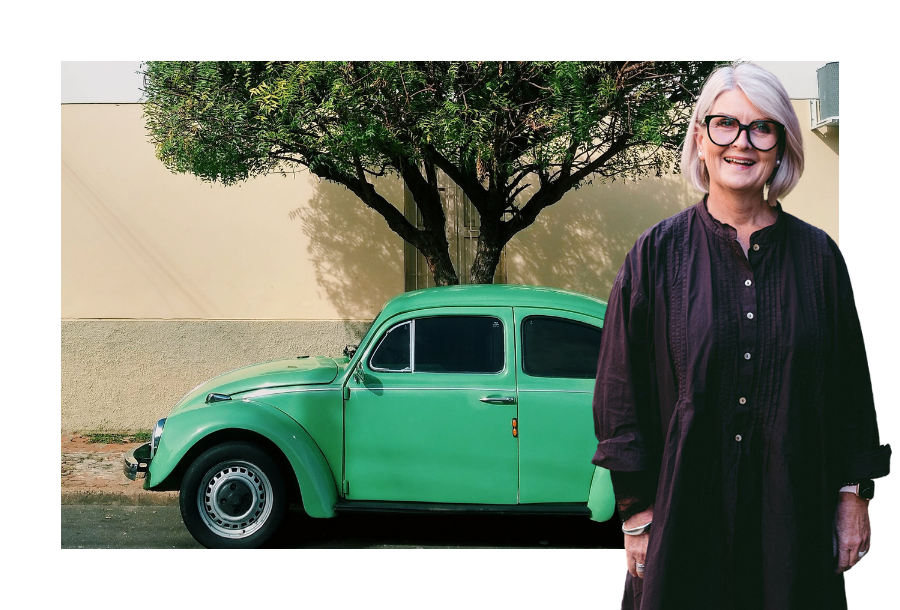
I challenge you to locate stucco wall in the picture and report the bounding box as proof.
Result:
[61,99,838,431]
[62,104,405,321]
[61,319,369,430]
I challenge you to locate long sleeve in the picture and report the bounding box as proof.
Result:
[826,236,891,483]
[592,243,656,474]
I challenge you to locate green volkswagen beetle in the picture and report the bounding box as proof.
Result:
[124,284,615,548]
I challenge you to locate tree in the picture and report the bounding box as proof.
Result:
[143,61,718,285]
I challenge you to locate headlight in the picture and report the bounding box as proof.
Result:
[150,418,166,458]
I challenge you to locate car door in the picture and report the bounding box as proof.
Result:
[343,307,519,504]
[514,308,604,504]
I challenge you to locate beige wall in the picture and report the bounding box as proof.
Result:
[61,100,838,431]
[62,104,405,321]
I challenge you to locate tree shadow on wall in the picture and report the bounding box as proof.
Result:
[290,177,405,336]
[510,176,698,301]
[291,171,698,327]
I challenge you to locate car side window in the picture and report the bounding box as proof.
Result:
[369,316,504,374]
[369,321,411,371]
[521,316,602,378]
[414,316,504,373]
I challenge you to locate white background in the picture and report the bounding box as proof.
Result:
[8,3,895,609]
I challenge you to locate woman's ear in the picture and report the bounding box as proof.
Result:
[694,122,705,156]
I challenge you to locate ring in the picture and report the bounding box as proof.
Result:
[859,550,867,558]
[636,562,645,573]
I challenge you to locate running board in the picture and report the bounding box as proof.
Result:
[333,500,590,516]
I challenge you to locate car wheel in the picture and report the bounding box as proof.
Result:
[180,441,286,549]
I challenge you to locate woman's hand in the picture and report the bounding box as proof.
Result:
[834,493,871,574]
[624,506,654,579]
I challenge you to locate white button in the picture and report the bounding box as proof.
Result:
[747,312,754,320]
[753,244,760,251]
[735,434,742,442]
[744,353,751,360]
[745,279,752,287]
[739,397,747,404]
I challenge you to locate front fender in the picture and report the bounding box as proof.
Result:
[587,466,616,522]
[147,399,338,518]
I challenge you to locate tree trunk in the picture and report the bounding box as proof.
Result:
[425,243,460,286]
[399,158,460,287]
[469,233,505,284]
[415,199,459,286]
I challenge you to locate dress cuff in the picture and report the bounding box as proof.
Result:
[839,444,891,482]
[610,470,657,521]
[591,433,648,471]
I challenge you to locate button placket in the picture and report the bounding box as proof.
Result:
[733,252,758,451]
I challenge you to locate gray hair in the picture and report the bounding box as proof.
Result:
[681,63,804,205]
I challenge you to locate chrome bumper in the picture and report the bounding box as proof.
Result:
[124,442,153,480]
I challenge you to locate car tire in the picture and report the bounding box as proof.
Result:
[180,441,287,549]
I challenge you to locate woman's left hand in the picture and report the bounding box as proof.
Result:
[834,493,871,573]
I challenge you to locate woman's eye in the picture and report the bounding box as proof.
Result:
[751,122,773,134]
[715,118,737,128]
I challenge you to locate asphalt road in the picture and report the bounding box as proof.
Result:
[61,504,625,549]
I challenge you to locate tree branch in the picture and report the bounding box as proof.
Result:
[505,164,538,200]
[398,156,446,235]
[508,183,530,203]
[302,153,424,247]
[425,145,489,213]
[505,132,634,240]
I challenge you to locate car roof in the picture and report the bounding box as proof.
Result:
[378,284,607,320]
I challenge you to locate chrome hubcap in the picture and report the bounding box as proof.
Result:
[198,460,273,539]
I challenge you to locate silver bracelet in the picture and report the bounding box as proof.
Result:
[622,520,652,536]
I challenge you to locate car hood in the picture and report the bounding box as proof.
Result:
[172,357,339,410]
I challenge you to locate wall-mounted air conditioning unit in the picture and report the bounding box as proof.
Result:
[810,62,839,132]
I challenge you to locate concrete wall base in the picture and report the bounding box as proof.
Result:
[61,319,371,431]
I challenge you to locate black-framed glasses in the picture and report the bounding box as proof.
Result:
[703,115,783,151]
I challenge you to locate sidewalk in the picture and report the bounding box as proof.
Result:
[61,435,178,505]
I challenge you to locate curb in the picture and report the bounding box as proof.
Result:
[61,490,180,506]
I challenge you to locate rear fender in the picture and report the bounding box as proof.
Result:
[147,400,338,518]
[587,466,616,522]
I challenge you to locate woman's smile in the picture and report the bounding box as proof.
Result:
[723,155,755,167]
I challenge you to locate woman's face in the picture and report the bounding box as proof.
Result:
[695,88,780,200]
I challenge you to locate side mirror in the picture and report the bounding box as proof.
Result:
[353,364,365,384]
[343,344,358,359]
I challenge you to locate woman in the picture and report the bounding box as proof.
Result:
[592,63,891,609]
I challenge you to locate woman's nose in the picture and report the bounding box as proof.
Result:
[732,127,752,149]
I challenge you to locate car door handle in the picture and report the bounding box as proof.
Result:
[480,396,516,405]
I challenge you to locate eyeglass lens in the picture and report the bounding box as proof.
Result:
[707,117,780,150]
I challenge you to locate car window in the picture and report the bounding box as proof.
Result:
[521,315,602,378]
[369,321,411,371]
[414,316,504,373]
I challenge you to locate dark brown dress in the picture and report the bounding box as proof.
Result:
[592,198,891,610]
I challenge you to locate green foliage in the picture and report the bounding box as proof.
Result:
[84,431,151,444]
[142,61,721,284]
[144,61,717,185]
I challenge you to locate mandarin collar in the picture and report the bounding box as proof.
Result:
[695,194,785,244]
